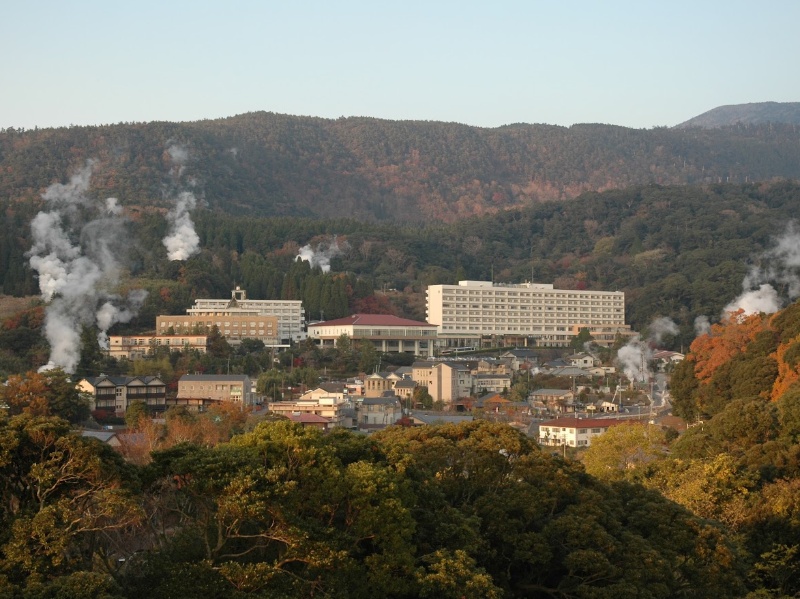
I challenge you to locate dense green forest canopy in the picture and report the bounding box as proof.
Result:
[0,408,749,599]
[2,112,800,223]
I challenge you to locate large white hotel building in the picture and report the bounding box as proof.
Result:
[426,280,633,348]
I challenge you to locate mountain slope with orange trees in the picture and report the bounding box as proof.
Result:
[670,301,800,421]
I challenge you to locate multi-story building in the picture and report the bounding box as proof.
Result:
[359,394,402,430]
[77,375,167,415]
[308,314,438,357]
[107,335,207,360]
[268,396,352,429]
[538,417,628,448]
[427,280,632,348]
[474,373,512,394]
[156,314,279,345]
[175,374,256,410]
[411,361,473,405]
[158,287,304,344]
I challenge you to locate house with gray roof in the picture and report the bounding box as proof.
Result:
[77,375,166,415]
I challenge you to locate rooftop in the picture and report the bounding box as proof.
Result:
[309,314,437,328]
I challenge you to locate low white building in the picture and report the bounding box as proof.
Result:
[269,396,352,429]
[538,417,627,448]
[308,314,438,357]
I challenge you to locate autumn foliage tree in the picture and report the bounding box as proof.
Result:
[0,369,90,423]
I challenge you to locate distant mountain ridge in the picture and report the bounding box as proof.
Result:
[1,110,800,223]
[677,101,800,128]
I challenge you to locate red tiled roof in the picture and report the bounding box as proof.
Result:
[308,314,436,328]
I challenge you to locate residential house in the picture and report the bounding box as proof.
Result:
[652,350,685,370]
[80,429,122,448]
[474,359,510,375]
[497,349,539,372]
[474,373,512,394]
[538,417,628,447]
[77,375,167,416]
[359,393,402,430]
[287,413,331,431]
[566,352,598,368]
[175,374,255,411]
[529,388,576,413]
[300,383,346,402]
[268,395,352,429]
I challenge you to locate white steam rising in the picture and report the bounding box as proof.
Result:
[616,317,679,384]
[163,191,200,260]
[162,143,200,261]
[296,237,347,273]
[694,314,711,337]
[725,223,800,316]
[27,162,148,373]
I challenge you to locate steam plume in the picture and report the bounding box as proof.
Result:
[296,237,348,273]
[694,315,711,337]
[27,163,147,373]
[163,191,200,260]
[616,317,678,384]
[725,223,800,316]
[162,143,200,261]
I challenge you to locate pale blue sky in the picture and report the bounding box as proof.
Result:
[2,1,798,130]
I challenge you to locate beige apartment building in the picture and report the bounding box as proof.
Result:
[156,314,279,345]
[427,280,632,348]
[107,335,207,360]
[412,361,473,405]
[175,374,256,410]
[185,287,305,343]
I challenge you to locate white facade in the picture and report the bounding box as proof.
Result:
[186,287,305,343]
[538,417,626,447]
[427,280,630,347]
[308,314,437,357]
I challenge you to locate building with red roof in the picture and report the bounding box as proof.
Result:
[307,314,437,357]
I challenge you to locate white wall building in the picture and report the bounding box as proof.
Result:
[183,286,305,343]
[427,280,632,348]
[538,417,628,447]
[308,314,437,357]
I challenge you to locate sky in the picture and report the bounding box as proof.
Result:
[2,0,799,131]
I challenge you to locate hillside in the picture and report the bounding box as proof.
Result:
[677,101,800,128]
[2,112,800,223]
[5,179,800,376]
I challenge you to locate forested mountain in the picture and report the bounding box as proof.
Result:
[677,101,800,129]
[4,179,800,374]
[2,112,800,223]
